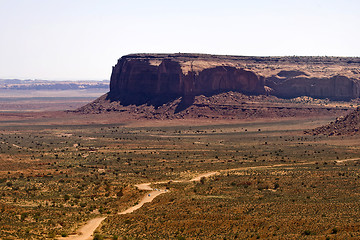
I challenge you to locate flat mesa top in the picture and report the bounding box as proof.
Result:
[121,53,360,64]
[118,53,360,78]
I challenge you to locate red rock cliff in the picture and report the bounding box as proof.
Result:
[109,54,265,100]
[266,74,360,101]
[109,54,360,102]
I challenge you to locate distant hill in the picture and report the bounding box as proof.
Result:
[0,79,109,91]
[0,79,110,111]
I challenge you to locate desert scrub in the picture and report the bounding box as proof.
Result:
[0,120,359,238]
[99,165,360,239]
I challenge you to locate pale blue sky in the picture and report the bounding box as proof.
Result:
[0,0,359,80]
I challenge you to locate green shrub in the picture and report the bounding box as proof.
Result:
[93,234,104,240]
[64,194,70,201]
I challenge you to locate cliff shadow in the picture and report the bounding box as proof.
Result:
[174,95,195,114]
[106,92,183,108]
[106,91,195,113]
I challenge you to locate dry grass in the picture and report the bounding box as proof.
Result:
[0,115,359,239]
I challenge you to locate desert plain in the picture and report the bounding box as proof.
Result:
[0,55,360,240]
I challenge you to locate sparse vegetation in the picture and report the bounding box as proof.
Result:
[0,112,359,239]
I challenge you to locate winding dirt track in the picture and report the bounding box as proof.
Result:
[119,183,168,215]
[61,157,359,240]
[60,217,106,240]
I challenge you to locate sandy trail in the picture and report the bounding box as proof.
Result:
[335,157,360,164]
[120,183,167,215]
[61,183,168,240]
[190,172,218,182]
[61,157,360,240]
[59,217,106,240]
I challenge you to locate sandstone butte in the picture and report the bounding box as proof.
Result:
[109,53,360,103]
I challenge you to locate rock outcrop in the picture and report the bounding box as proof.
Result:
[75,54,360,121]
[308,107,360,135]
[109,54,265,106]
[266,74,360,101]
[109,54,360,104]
[76,91,352,120]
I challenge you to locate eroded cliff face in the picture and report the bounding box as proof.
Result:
[266,74,360,101]
[109,54,360,103]
[109,55,265,102]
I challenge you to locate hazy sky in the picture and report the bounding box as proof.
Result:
[1,0,359,80]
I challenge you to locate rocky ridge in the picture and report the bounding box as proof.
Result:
[308,107,360,135]
[76,91,353,121]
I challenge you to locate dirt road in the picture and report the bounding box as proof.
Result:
[59,217,106,240]
[335,157,360,164]
[61,183,168,240]
[120,183,167,215]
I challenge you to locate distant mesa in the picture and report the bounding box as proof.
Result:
[0,79,109,91]
[76,53,360,118]
[108,53,360,103]
[108,54,265,109]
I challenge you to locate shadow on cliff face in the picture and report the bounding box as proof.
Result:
[106,91,195,112]
[107,90,272,113]
[174,95,195,113]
